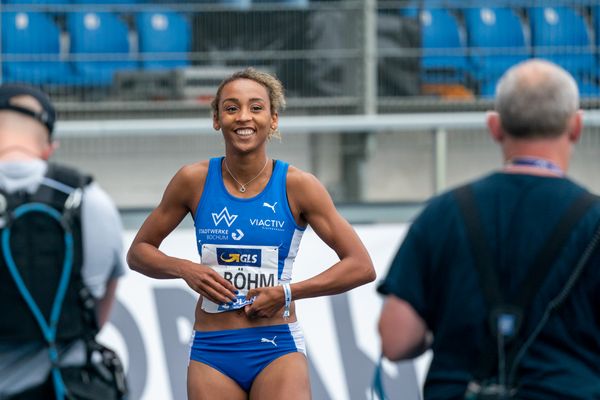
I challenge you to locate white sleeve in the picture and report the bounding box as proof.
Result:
[80,182,126,299]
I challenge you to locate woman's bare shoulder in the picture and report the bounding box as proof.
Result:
[286,165,320,191]
[176,160,211,184]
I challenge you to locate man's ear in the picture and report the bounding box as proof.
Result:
[41,140,58,160]
[487,111,504,143]
[568,110,583,143]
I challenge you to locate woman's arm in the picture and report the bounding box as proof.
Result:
[244,169,375,318]
[285,169,376,299]
[127,165,238,304]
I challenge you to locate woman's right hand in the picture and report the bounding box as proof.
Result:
[180,262,238,305]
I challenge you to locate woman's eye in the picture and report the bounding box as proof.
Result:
[251,105,264,112]
[225,106,238,113]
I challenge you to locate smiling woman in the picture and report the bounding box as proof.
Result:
[126,67,376,400]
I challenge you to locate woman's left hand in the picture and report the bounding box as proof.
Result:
[244,286,286,319]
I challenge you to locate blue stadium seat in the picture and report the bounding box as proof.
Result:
[3,0,66,4]
[135,10,191,70]
[220,0,251,8]
[419,8,468,84]
[67,12,137,86]
[399,0,421,18]
[464,7,529,96]
[252,0,309,8]
[594,6,600,53]
[189,0,251,9]
[71,0,140,3]
[529,6,599,97]
[399,7,419,18]
[1,12,79,84]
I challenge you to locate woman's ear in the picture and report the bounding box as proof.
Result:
[271,112,278,130]
[213,113,220,131]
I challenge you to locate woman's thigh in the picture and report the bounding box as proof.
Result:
[249,352,311,400]
[187,360,246,400]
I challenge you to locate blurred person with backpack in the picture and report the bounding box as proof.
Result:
[0,84,127,400]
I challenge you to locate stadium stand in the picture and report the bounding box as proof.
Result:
[464,7,529,96]
[1,1,598,108]
[67,11,137,86]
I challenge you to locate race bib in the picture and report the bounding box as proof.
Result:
[200,244,279,313]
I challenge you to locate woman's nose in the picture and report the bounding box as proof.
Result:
[236,107,251,121]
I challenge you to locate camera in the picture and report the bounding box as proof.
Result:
[464,380,518,400]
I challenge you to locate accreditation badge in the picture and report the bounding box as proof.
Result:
[200,244,279,313]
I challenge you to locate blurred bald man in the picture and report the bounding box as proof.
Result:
[377,60,600,399]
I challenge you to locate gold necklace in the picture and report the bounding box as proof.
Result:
[224,158,269,193]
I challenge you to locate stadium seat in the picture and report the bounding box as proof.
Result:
[3,0,66,4]
[399,0,421,18]
[464,7,529,96]
[529,6,599,97]
[71,0,140,3]
[1,12,79,84]
[67,12,137,86]
[594,6,600,52]
[419,8,469,85]
[189,0,252,9]
[135,10,191,70]
[252,0,309,8]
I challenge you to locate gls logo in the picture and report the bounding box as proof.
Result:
[212,207,237,227]
[217,248,261,267]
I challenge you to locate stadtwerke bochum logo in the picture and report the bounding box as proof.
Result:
[211,207,238,227]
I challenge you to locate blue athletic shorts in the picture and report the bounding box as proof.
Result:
[189,322,306,391]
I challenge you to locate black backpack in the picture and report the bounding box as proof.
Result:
[0,163,127,400]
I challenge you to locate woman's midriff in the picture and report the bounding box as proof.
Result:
[193,298,297,331]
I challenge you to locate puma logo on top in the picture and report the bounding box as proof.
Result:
[262,202,277,213]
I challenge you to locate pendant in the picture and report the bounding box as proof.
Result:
[239,186,246,193]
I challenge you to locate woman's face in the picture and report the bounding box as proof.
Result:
[213,78,278,154]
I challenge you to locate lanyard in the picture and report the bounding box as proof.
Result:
[505,157,564,176]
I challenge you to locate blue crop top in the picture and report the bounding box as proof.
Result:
[194,157,305,312]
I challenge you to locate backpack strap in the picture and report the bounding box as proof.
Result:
[33,163,92,219]
[511,191,599,309]
[1,201,76,400]
[506,218,600,388]
[454,185,503,316]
